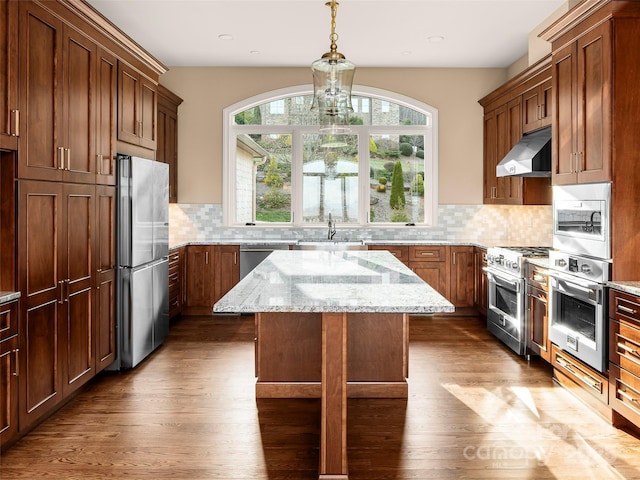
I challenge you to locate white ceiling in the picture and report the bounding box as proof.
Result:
[85,0,566,69]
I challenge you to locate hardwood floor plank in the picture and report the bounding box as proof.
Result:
[1,314,639,479]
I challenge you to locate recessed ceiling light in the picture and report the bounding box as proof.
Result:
[218,34,234,41]
[427,35,445,43]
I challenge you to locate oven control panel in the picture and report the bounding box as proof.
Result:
[548,250,610,283]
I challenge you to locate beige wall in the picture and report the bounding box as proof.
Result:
[160,67,507,205]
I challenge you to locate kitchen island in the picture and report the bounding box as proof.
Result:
[214,249,453,479]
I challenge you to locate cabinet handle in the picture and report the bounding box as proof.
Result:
[11,109,19,136]
[618,388,640,404]
[138,121,143,137]
[65,279,70,302]
[234,252,237,265]
[617,342,640,359]
[556,357,600,391]
[58,280,65,304]
[420,252,435,256]
[452,252,456,265]
[58,147,65,170]
[97,154,103,175]
[205,251,209,264]
[13,348,19,376]
[66,148,71,171]
[618,304,637,316]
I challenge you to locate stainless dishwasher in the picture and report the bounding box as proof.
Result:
[239,244,290,279]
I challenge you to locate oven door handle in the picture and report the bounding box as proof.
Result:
[484,268,521,293]
[549,273,603,304]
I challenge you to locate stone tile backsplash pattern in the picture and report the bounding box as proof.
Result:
[169,204,552,247]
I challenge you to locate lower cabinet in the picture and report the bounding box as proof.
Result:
[168,247,185,319]
[526,263,550,362]
[185,245,239,315]
[473,247,488,317]
[449,246,474,309]
[408,245,449,300]
[0,300,19,449]
[609,289,640,431]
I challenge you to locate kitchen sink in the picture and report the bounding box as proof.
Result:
[294,239,367,250]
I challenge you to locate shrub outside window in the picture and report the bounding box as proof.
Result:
[223,85,438,227]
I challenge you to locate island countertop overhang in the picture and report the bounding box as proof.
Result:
[213,250,455,314]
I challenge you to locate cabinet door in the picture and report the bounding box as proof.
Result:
[215,245,239,303]
[484,106,512,204]
[96,48,117,186]
[61,184,95,396]
[0,0,18,150]
[158,103,179,202]
[61,27,96,184]
[185,245,215,309]
[575,22,611,184]
[412,263,449,301]
[473,247,487,316]
[18,2,64,181]
[0,334,18,448]
[138,76,157,150]
[505,98,523,204]
[96,186,116,371]
[522,79,552,134]
[527,286,550,362]
[18,180,64,428]
[450,246,474,308]
[117,62,157,150]
[551,42,576,184]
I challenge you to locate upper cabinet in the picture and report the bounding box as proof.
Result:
[157,85,183,203]
[18,2,97,183]
[96,48,117,186]
[479,58,552,205]
[548,21,611,185]
[118,62,157,151]
[0,0,18,150]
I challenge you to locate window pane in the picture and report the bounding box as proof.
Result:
[369,134,425,223]
[234,95,429,127]
[302,134,358,224]
[235,133,292,223]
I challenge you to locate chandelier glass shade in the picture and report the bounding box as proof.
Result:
[311,0,355,133]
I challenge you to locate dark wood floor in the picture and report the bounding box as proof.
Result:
[2,314,640,479]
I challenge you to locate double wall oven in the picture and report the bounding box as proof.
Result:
[547,182,611,373]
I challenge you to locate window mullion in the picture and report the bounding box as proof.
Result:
[291,128,304,226]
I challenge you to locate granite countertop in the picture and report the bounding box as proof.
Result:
[608,281,640,297]
[213,250,454,314]
[0,291,21,304]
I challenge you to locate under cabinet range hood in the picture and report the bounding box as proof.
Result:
[496,126,551,177]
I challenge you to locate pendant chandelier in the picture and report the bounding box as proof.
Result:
[311,0,355,133]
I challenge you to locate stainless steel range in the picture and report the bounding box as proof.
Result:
[485,246,549,356]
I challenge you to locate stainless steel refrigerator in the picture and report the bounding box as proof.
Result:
[113,154,169,369]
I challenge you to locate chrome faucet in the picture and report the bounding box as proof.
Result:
[327,212,336,240]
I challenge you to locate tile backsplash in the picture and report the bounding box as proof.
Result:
[169,203,552,246]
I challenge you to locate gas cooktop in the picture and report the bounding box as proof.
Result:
[493,246,550,257]
[486,246,550,276]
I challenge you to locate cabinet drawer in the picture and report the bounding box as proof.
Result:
[527,264,549,292]
[552,344,608,405]
[610,290,640,326]
[610,363,640,427]
[368,245,409,264]
[409,245,446,262]
[168,271,180,289]
[610,319,640,374]
[0,301,18,342]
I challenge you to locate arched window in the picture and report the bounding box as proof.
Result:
[223,85,438,227]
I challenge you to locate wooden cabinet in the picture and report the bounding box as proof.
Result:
[118,62,157,150]
[168,247,185,319]
[549,22,611,185]
[0,300,19,449]
[551,343,609,419]
[0,0,18,150]
[185,245,240,315]
[157,85,183,203]
[479,57,552,206]
[96,48,117,186]
[449,246,474,308]
[96,186,116,372]
[408,245,449,307]
[215,245,239,303]
[522,78,552,134]
[609,289,640,430]
[473,247,488,317]
[185,245,216,314]
[526,263,550,362]
[18,2,98,183]
[17,180,97,428]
